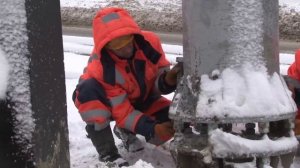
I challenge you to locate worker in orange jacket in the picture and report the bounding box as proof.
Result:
[72,7,181,167]
[287,49,300,136]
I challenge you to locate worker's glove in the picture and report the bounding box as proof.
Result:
[148,121,175,146]
[295,119,300,136]
[154,121,175,141]
[165,63,183,86]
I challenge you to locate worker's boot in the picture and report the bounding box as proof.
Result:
[86,124,129,167]
[113,126,144,152]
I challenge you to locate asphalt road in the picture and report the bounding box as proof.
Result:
[63,26,300,53]
[62,26,182,45]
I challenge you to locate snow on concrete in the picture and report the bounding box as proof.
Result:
[210,128,298,157]
[0,49,9,99]
[196,64,296,118]
[0,0,34,151]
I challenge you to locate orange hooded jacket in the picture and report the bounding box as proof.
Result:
[72,7,173,142]
[287,49,300,119]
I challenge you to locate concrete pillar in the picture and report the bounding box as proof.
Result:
[0,0,70,167]
[170,0,297,167]
[182,0,279,77]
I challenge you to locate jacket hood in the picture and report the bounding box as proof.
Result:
[92,7,142,54]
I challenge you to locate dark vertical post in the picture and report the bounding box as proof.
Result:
[26,0,70,167]
[0,0,70,167]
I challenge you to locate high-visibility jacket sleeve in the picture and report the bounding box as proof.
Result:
[288,49,300,119]
[155,70,177,94]
[288,50,300,81]
[288,62,297,79]
[144,32,177,94]
[149,36,175,94]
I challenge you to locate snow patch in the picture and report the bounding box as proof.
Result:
[210,129,298,157]
[127,159,154,168]
[279,0,300,12]
[0,0,35,152]
[0,49,9,99]
[196,64,297,118]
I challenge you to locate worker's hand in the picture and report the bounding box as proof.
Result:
[154,121,175,141]
[165,63,183,86]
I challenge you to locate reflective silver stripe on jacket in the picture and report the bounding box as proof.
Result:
[110,93,127,107]
[102,13,120,23]
[115,68,125,85]
[80,109,111,121]
[124,110,142,131]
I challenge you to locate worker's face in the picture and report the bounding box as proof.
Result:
[110,41,134,59]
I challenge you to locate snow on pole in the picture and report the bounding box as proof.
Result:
[170,0,296,121]
[0,0,35,166]
[170,0,298,167]
[0,49,9,99]
[0,0,70,167]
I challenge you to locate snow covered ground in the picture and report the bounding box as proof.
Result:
[64,35,300,168]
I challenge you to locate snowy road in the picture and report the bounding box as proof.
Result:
[62,26,300,53]
[63,35,300,168]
